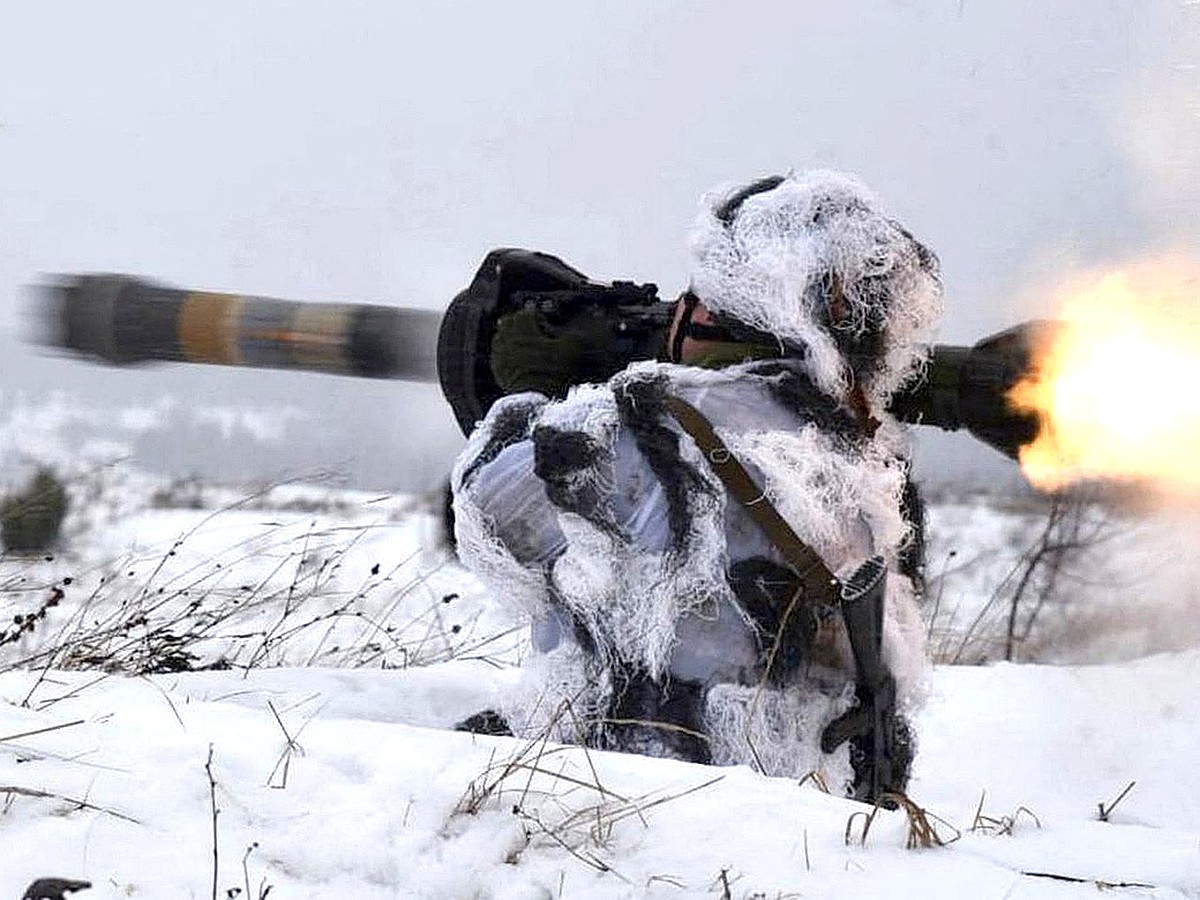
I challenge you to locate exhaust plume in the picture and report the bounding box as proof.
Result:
[1009,256,1200,494]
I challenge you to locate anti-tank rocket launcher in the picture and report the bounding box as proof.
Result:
[39,248,1053,458]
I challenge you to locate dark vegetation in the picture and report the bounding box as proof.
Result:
[1,469,69,554]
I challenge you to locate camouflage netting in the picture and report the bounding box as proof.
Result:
[454,363,930,774]
[689,170,943,411]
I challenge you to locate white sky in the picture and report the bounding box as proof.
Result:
[1,1,1198,489]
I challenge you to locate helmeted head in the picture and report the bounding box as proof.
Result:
[688,170,943,410]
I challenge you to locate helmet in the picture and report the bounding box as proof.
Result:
[688,170,943,410]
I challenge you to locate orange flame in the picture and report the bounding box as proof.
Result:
[1009,258,1200,493]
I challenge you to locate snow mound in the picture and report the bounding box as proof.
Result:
[0,650,1195,898]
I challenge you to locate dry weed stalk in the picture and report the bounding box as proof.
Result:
[265,700,309,790]
[0,783,139,823]
[645,874,685,890]
[796,771,831,794]
[0,718,86,744]
[1021,870,1155,890]
[452,700,721,882]
[238,842,274,900]
[969,790,1041,836]
[1,515,487,682]
[1097,780,1136,822]
[713,868,734,900]
[205,745,220,900]
[844,792,959,850]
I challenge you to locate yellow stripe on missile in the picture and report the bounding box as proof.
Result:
[179,292,243,365]
[287,303,353,373]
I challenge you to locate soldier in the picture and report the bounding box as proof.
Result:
[445,171,937,800]
[451,171,941,800]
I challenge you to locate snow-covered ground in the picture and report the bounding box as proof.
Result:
[0,472,1197,898]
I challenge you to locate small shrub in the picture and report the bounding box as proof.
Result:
[1,468,70,553]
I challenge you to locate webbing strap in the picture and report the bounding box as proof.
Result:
[662,394,841,610]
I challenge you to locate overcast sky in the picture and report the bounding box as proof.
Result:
[1,1,1198,490]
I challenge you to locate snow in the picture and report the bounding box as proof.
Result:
[0,476,1197,898]
[0,655,1197,897]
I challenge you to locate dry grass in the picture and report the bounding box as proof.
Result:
[0,782,139,824]
[265,700,310,790]
[451,700,722,881]
[796,770,832,794]
[240,843,275,900]
[969,790,1041,836]
[1097,781,1136,822]
[844,792,960,850]
[0,491,499,685]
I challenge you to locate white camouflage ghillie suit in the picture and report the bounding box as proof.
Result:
[452,171,943,798]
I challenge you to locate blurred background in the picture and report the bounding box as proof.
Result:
[2,0,1197,492]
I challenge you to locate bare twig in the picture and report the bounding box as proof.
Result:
[1097,781,1136,822]
[239,842,272,899]
[242,842,257,900]
[1021,871,1154,889]
[0,718,86,744]
[645,874,685,890]
[205,745,219,900]
[3,511,464,678]
[926,548,956,641]
[0,784,139,824]
[715,868,732,900]
[944,485,1121,664]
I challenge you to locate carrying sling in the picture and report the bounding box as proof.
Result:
[661,394,842,612]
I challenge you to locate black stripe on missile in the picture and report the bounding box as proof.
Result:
[348,305,440,380]
[57,275,187,365]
